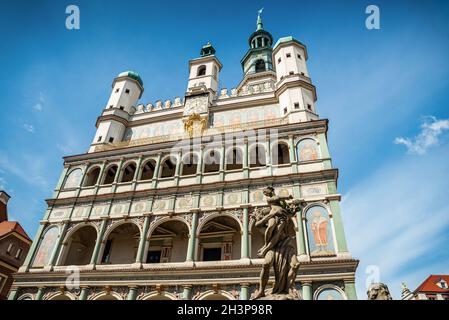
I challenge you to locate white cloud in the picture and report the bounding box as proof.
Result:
[22,123,35,133]
[32,91,45,111]
[0,177,6,189]
[342,146,449,299]
[32,103,42,111]
[0,153,49,190]
[394,116,449,154]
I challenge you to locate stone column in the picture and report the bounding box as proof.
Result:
[127,286,138,300]
[182,285,192,300]
[219,142,226,181]
[243,137,249,179]
[52,166,69,198]
[240,283,249,300]
[196,145,205,184]
[317,133,332,169]
[111,157,125,193]
[90,218,108,265]
[240,206,250,259]
[49,221,69,269]
[265,139,272,176]
[329,200,348,253]
[132,154,144,190]
[186,211,199,261]
[35,287,45,300]
[174,151,182,185]
[135,214,151,264]
[151,153,163,189]
[79,286,89,300]
[344,279,357,300]
[288,134,298,173]
[295,213,307,257]
[302,281,312,300]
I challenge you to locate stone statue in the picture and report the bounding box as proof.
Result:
[367,283,393,300]
[252,187,305,300]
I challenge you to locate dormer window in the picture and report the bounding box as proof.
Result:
[197,65,206,76]
[437,279,448,289]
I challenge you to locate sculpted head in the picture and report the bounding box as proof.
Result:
[367,283,393,300]
[263,186,275,197]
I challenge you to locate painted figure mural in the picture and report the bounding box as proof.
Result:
[297,139,319,161]
[63,169,82,189]
[316,288,344,300]
[32,226,59,267]
[306,206,334,256]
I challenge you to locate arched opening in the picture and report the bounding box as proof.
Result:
[49,294,72,300]
[95,294,119,301]
[272,143,290,165]
[120,162,136,182]
[146,220,189,263]
[198,215,241,261]
[197,65,206,76]
[140,159,156,181]
[249,145,266,168]
[204,150,220,173]
[213,66,218,79]
[103,165,118,185]
[143,294,173,300]
[201,293,232,300]
[255,59,266,73]
[63,169,82,189]
[62,226,97,266]
[84,167,101,187]
[160,157,176,178]
[181,153,198,176]
[225,148,243,171]
[101,223,140,264]
[250,222,265,259]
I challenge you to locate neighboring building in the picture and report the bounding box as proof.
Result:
[0,191,31,300]
[10,12,358,301]
[402,276,449,300]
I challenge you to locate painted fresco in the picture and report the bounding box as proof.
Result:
[212,104,280,127]
[64,169,83,189]
[124,119,184,141]
[297,139,320,161]
[305,206,335,256]
[316,288,344,300]
[32,226,59,267]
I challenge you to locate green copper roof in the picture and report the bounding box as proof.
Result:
[117,71,143,86]
[200,41,216,57]
[257,8,264,31]
[273,36,305,51]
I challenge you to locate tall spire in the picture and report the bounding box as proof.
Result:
[257,8,264,30]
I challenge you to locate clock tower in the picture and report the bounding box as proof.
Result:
[183,42,222,136]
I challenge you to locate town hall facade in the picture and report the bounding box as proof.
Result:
[9,13,358,301]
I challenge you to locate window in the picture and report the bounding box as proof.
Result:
[181,154,198,176]
[289,71,294,75]
[6,243,13,254]
[15,248,23,259]
[213,66,218,79]
[160,157,176,178]
[125,89,130,94]
[286,53,291,58]
[294,102,300,109]
[255,59,266,73]
[203,248,221,261]
[84,167,101,186]
[283,107,288,115]
[101,240,113,263]
[108,137,114,143]
[109,105,113,109]
[297,54,302,60]
[197,65,206,76]
[115,88,119,93]
[103,165,118,185]
[226,148,243,170]
[273,143,290,165]
[119,106,124,110]
[146,250,161,263]
[300,72,305,76]
[140,160,156,180]
[120,163,137,182]
[278,57,281,63]
[97,136,102,142]
[249,145,266,168]
[204,150,220,173]
[0,274,7,292]
[307,104,312,111]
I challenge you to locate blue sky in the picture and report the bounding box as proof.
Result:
[1,0,449,299]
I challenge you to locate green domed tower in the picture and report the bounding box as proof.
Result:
[240,9,274,76]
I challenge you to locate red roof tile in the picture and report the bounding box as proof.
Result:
[0,221,31,241]
[414,275,449,293]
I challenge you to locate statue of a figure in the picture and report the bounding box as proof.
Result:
[252,187,305,300]
[367,283,393,300]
